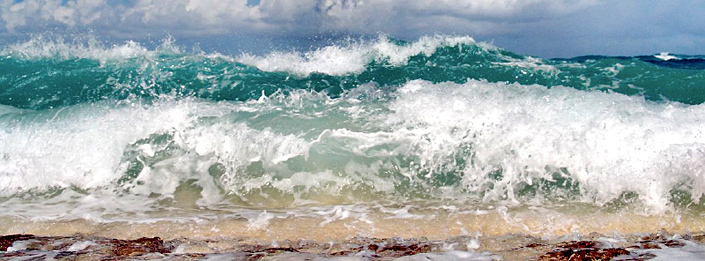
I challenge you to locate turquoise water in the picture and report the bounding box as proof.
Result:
[3,37,705,110]
[1,35,705,221]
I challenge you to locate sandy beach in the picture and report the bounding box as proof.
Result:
[2,230,704,260]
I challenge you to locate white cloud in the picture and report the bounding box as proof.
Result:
[0,0,118,30]
[306,0,601,37]
[0,0,598,34]
[0,0,703,57]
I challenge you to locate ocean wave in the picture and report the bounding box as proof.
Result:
[236,35,479,76]
[2,79,705,216]
[2,34,705,111]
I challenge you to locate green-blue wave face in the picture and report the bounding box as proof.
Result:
[2,36,704,110]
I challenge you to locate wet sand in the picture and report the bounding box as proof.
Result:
[2,231,704,260]
[2,206,705,241]
[3,206,705,260]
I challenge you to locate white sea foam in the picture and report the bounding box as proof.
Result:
[397,251,499,261]
[2,78,705,217]
[655,52,679,61]
[635,240,705,260]
[1,35,180,63]
[247,210,274,230]
[0,100,194,195]
[237,35,477,76]
[67,240,96,252]
[385,79,705,212]
[493,54,558,74]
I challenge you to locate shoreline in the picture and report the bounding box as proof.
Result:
[2,208,704,241]
[4,206,705,259]
[2,231,704,260]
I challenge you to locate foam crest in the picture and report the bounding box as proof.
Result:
[1,35,180,62]
[0,99,194,196]
[237,35,477,76]
[237,44,372,76]
[655,52,679,61]
[493,54,558,73]
[0,89,375,208]
[3,77,705,215]
[387,79,705,211]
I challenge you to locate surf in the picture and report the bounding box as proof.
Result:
[1,35,705,241]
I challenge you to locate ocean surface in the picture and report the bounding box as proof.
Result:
[2,35,705,247]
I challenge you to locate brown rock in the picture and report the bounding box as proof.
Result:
[662,240,686,248]
[538,248,631,261]
[537,241,633,261]
[0,234,35,251]
[111,237,171,256]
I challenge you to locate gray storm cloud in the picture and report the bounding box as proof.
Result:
[0,0,598,33]
[0,0,703,57]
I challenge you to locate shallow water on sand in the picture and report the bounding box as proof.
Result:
[2,204,704,242]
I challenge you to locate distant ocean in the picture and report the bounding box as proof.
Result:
[2,35,705,256]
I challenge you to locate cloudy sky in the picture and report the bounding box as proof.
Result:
[0,0,703,58]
